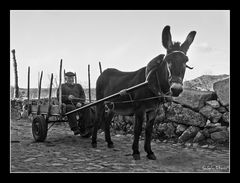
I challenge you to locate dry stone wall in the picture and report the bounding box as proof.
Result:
[112,77,230,146]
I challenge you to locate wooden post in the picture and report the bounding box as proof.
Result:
[12,49,19,98]
[59,59,62,110]
[99,61,102,75]
[48,73,53,116]
[75,72,77,84]
[38,71,43,100]
[88,64,91,103]
[27,66,30,114]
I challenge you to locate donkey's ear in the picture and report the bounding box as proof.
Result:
[162,25,173,50]
[181,31,196,53]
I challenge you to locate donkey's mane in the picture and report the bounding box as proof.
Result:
[167,41,181,53]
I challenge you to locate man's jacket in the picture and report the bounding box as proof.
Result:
[57,83,86,105]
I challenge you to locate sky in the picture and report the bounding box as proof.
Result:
[10,10,230,89]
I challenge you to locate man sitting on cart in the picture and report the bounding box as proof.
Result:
[57,71,88,136]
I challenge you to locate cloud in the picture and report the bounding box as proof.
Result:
[196,42,213,53]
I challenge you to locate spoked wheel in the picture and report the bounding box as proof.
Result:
[32,115,48,142]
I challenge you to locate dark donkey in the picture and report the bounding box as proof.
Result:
[91,25,196,160]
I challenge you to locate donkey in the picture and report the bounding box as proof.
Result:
[91,25,196,160]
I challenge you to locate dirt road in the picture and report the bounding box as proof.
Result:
[10,119,229,173]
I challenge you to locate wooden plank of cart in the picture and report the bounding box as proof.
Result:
[28,60,149,142]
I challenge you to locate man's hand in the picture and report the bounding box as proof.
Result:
[76,102,82,108]
[68,95,75,100]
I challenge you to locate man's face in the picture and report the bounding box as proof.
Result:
[65,76,74,85]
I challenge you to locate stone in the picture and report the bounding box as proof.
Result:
[206,138,214,144]
[175,124,188,136]
[178,126,200,143]
[164,123,176,138]
[213,78,229,106]
[199,105,222,123]
[208,126,227,134]
[192,143,199,148]
[173,88,216,111]
[157,122,176,138]
[202,128,210,138]
[166,102,206,127]
[205,100,220,109]
[218,106,227,113]
[23,158,36,162]
[226,105,229,111]
[155,105,166,123]
[201,145,209,148]
[208,145,216,150]
[185,142,192,147]
[193,131,205,143]
[222,112,229,124]
[210,130,229,143]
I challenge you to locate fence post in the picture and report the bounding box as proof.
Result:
[12,49,19,98]
[88,64,91,103]
[99,61,102,75]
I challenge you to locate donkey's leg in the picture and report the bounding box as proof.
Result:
[91,104,104,148]
[104,112,115,148]
[132,112,144,160]
[144,110,157,160]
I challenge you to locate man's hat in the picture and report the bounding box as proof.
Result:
[65,72,76,77]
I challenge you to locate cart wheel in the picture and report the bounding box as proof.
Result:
[32,115,48,142]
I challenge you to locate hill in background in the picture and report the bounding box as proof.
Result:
[183,74,229,91]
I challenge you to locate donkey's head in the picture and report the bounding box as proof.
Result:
[162,25,196,97]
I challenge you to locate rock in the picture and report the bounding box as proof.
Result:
[157,122,176,138]
[199,105,222,123]
[166,102,206,127]
[193,131,205,143]
[155,104,166,123]
[205,120,216,128]
[206,138,214,144]
[192,143,199,148]
[178,126,200,143]
[218,106,227,113]
[202,128,210,138]
[208,126,227,133]
[213,78,229,106]
[205,119,211,127]
[210,130,229,143]
[226,105,229,111]
[205,100,220,108]
[175,124,188,136]
[222,112,229,124]
[173,88,216,111]
[165,123,176,138]
[23,158,36,162]
[201,145,209,148]
[208,145,216,150]
[185,142,192,147]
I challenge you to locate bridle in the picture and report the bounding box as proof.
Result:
[146,50,194,96]
[164,51,193,84]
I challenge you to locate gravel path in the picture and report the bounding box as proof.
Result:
[10,119,230,173]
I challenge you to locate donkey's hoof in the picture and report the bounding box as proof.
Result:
[132,154,141,160]
[147,153,156,160]
[107,143,114,148]
[92,143,97,148]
